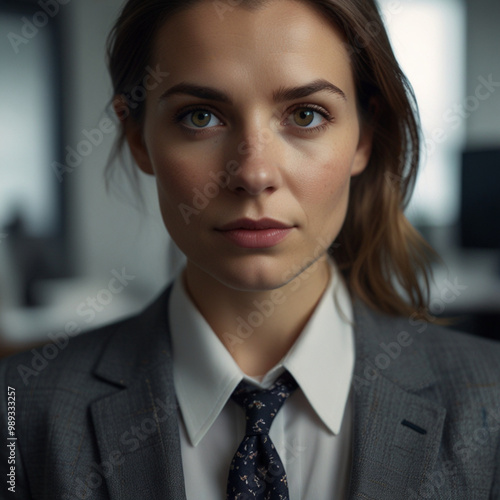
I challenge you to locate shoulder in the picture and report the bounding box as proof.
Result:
[352,299,500,404]
[351,302,500,496]
[388,313,499,380]
[0,314,131,392]
[0,285,173,393]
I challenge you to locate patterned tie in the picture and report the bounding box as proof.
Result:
[226,371,298,500]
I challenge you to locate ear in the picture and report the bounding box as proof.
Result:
[124,121,155,176]
[350,121,373,177]
[351,98,377,177]
[113,95,155,176]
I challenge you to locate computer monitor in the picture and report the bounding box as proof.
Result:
[460,148,500,250]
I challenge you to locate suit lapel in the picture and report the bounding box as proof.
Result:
[348,373,446,498]
[86,285,448,499]
[348,300,447,499]
[90,364,185,499]
[89,287,187,500]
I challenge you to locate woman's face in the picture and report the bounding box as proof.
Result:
[126,0,372,292]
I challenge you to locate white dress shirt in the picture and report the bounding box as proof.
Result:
[168,260,355,499]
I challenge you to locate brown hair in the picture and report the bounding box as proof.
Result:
[106,0,440,321]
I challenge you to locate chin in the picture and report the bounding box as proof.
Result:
[216,268,290,292]
[195,256,294,293]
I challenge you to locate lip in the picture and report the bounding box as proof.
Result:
[217,218,293,231]
[216,218,295,248]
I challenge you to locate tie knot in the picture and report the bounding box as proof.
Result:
[231,372,298,436]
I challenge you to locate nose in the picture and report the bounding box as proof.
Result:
[226,127,284,196]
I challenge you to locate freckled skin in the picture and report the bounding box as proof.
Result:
[125,0,372,374]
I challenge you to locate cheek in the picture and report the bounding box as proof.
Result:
[148,151,207,240]
[296,143,355,210]
[150,146,206,207]
[295,145,356,250]
[315,167,351,230]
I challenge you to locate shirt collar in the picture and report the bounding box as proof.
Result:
[169,260,354,446]
[281,264,354,435]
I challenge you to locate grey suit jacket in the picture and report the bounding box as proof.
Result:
[1,286,499,499]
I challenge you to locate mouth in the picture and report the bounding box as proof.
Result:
[217,218,293,231]
[215,218,295,249]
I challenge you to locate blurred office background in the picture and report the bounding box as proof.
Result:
[0,0,499,355]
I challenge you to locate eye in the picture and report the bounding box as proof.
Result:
[285,105,333,130]
[293,108,319,127]
[180,109,222,129]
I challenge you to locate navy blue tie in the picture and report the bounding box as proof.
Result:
[226,372,298,500]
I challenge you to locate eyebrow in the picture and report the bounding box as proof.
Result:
[158,78,347,104]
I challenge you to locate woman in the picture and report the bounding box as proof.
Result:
[1,0,499,498]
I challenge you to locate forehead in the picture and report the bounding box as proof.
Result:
[150,0,355,100]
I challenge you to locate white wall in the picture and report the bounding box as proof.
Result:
[465,0,500,146]
[62,0,183,305]
[1,0,184,342]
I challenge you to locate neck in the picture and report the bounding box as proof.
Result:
[183,257,331,377]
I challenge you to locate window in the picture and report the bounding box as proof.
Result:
[0,5,62,236]
[0,0,69,307]
[379,0,466,226]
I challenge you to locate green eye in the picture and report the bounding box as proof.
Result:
[178,108,222,129]
[191,110,212,127]
[293,108,315,127]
